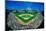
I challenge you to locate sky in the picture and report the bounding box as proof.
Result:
[6,1,44,12]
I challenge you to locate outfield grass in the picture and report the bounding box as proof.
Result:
[13,10,38,23]
[15,13,37,23]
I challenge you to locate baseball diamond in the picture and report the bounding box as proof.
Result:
[12,10,38,25]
